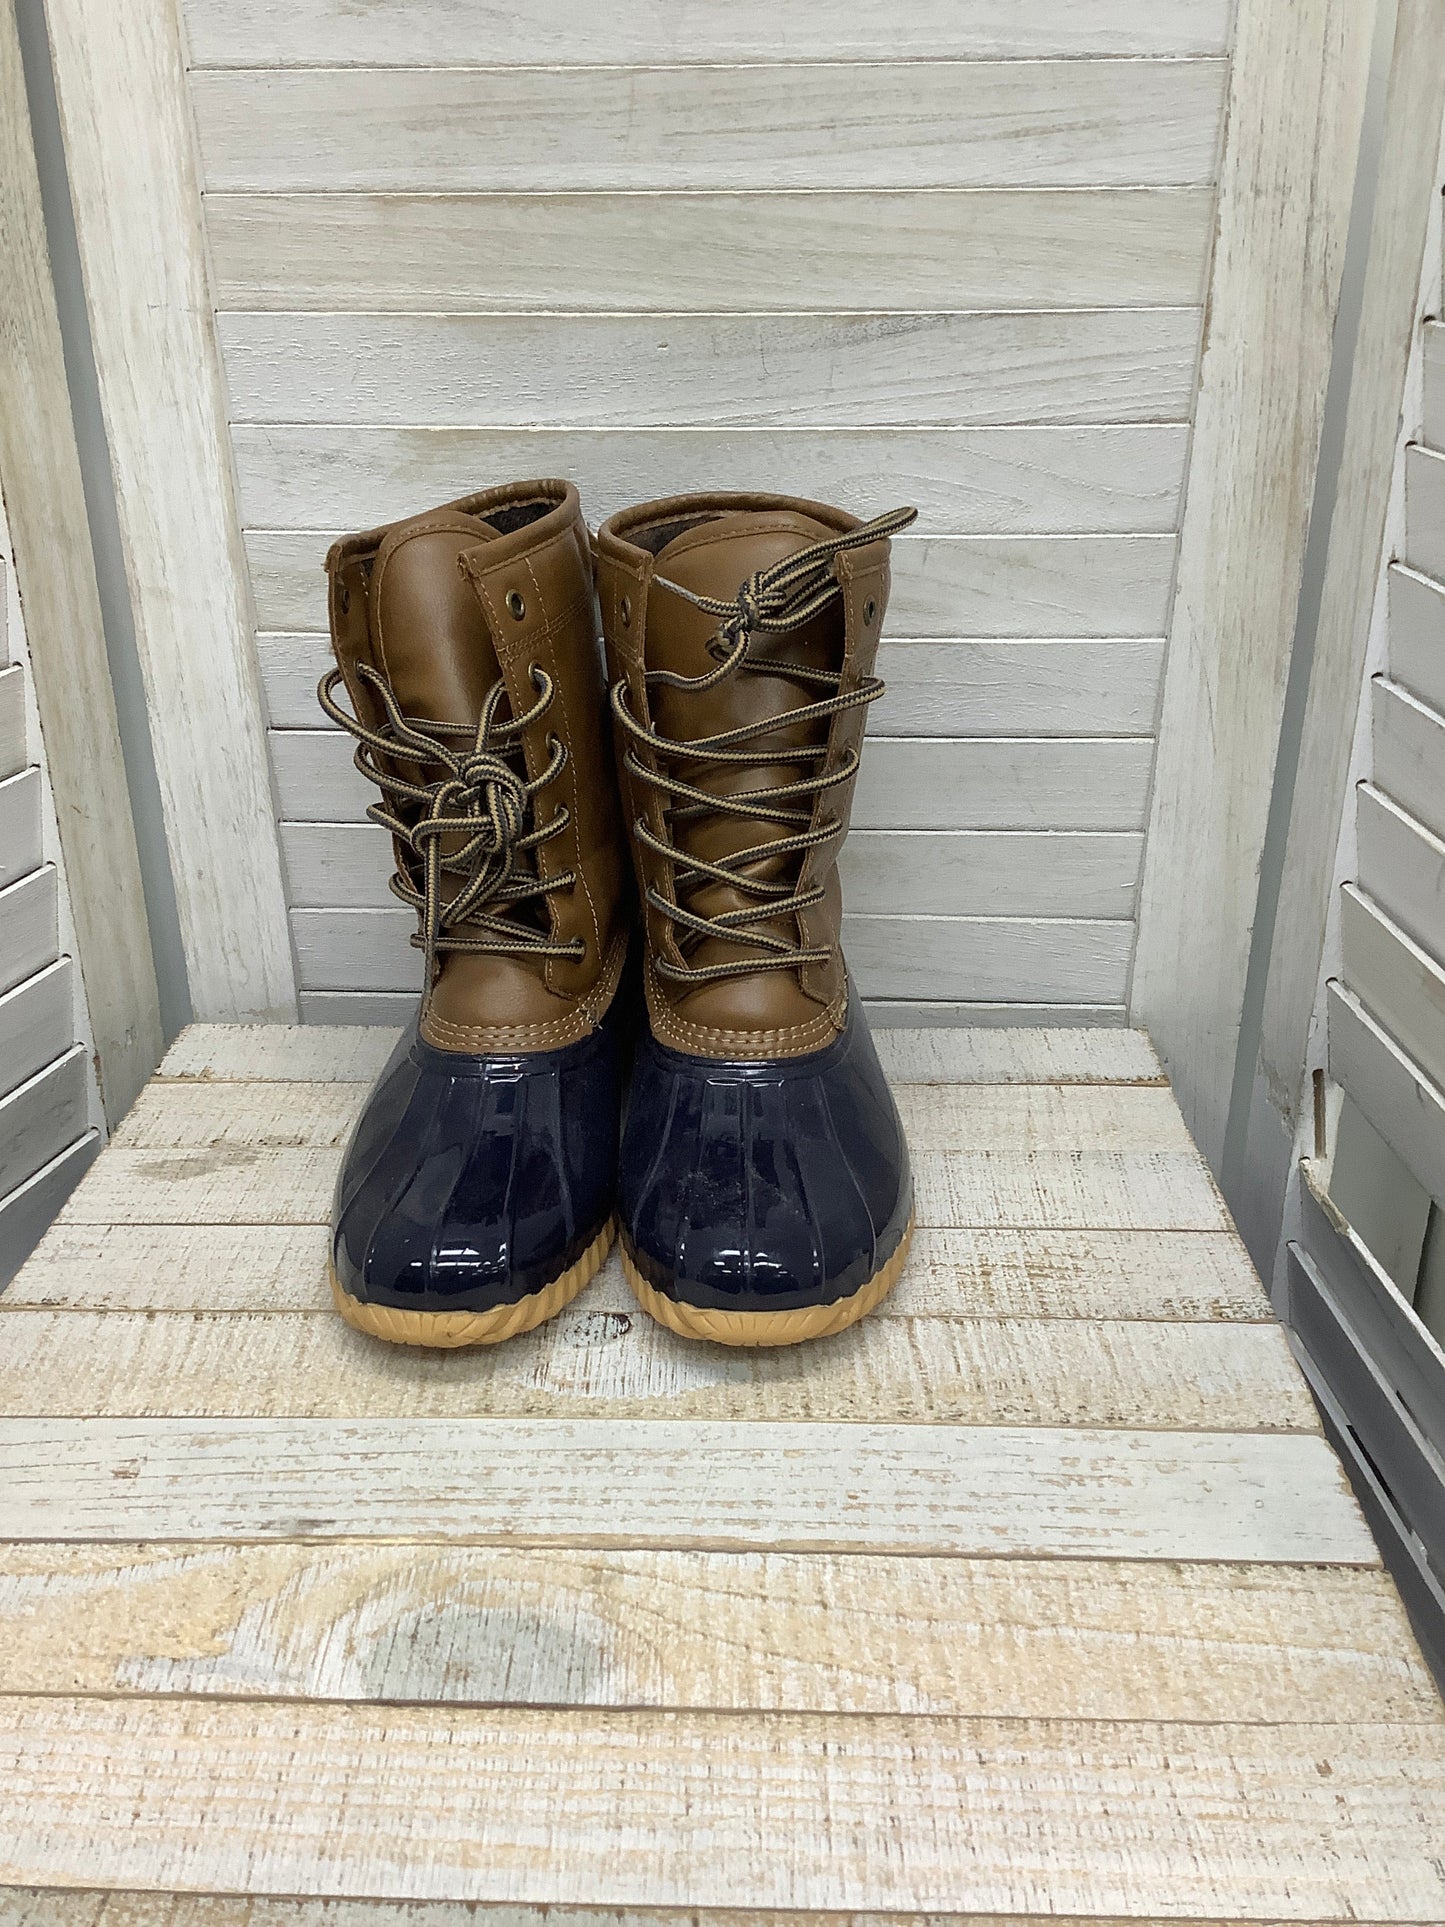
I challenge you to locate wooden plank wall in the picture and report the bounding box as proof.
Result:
[174,0,1233,1025]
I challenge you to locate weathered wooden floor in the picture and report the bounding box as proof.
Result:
[0,1024,1442,1920]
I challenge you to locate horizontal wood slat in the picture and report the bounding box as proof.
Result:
[191,62,1228,193]
[0,664,23,781]
[0,961,74,1106]
[1340,884,1445,1097]
[0,868,57,1001]
[269,729,1156,831]
[1327,979,1445,1207]
[1426,320,1444,451]
[1372,675,1445,845]
[0,1047,88,1199]
[0,1306,1313,1432]
[0,1544,1424,1720]
[258,632,1167,736]
[288,906,1135,1003]
[0,1417,1370,1560]
[1356,782,1445,964]
[0,768,40,891]
[9,1224,1264,1321]
[0,1133,98,1289]
[206,191,1216,313]
[181,0,1236,65]
[219,310,1204,430]
[1388,562,1445,715]
[245,531,1179,638]
[278,822,1145,920]
[1405,444,1445,582]
[231,424,1189,537]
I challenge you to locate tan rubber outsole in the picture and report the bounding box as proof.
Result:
[330,1218,615,1349]
[621,1217,914,1347]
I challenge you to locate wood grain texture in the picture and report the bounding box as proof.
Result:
[0,1417,1371,1560]
[1131,0,1375,1166]
[0,1047,88,1199]
[181,0,1236,65]
[219,309,1204,430]
[0,1545,1426,1720]
[0,1906,1403,1927]
[1389,562,1445,715]
[43,0,295,1021]
[245,531,1179,639]
[279,822,1145,920]
[7,1225,1265,1321]
[0,869,57,1002]
[10,1702,1445,1912]
[1356,781,1445,963]
[0,961,74,1107]
[1372,674,1445,845]
[269,730,1157,831]
[259,631,1167,735]
[0,0,161,1115]
[191,62,1227,193]
[0,1307,1312,1432]
[206,190,1216,313]
[1328,979,1445,1205]
[0,1132,98,1290]
[231,424,1189,538]
[0,768,40,891]
[288,906,1135,1004]
[1247,0,1445,1213]
[154,1021,1164,1086]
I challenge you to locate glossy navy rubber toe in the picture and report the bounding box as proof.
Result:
[332,1003,622,1315]
[619,991,911,1315]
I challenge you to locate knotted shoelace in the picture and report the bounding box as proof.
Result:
[318,662,582,979]
[610,506,917,986]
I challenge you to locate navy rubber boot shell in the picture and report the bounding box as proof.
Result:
[331,998,623,1336]
[619,992,911,1341]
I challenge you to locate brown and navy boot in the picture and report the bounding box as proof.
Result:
[596,493,916,1346]
[320,480,630,1346]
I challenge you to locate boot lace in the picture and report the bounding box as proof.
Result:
[610,506,917,987]
[318,663,584,979]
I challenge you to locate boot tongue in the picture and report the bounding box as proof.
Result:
[647,508,842,985]
[369,510,502,725]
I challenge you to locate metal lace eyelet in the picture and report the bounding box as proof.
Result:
[863,597,877,625]
[507,590,526,621]
[620,595,632,627]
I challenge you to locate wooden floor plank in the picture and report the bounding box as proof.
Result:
[5,1223,1270,1319]
[0,1306,1314,1431]
[0,1418,1374,1562]
[2,1701,1443,1914]
[156,1023,1164,1088]
[54,1147,1228,1231]
[0,1544,1431,1722]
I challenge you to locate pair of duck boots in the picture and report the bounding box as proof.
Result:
[322,479,915,1349]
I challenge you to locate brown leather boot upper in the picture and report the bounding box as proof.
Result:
[596,492,912,1061]
[323,480,628,1053]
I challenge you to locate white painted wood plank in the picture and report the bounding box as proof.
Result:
[1406,443,1445,580]
[1131,0,1375,1166]
[0,1417,1373,1561]
[219,310,1204,431]
[55,1144,1228,1233]
[0,768,40,889]
[0,2,162,1117]
[1328,978,1445,1206]
[182,0,1235,65]
[155,1021,1164,1087]
[0,666,23,781]
[279,822,1144,920]
[289,906,1135,1003]
[232,424,1188,539]
[0,1545,1425,1721]
[207,190,1216,313]
[192,62,1228,194]
[10,1705,1445,1915]
[246,531,1179,639]
[1426,320,1445,451]
[270,730,1156,832]
[0,1308,1314,1432]
[1390,562,1445,714]
[0,1046,87,1199]
[8,1224,1265,1320]
[1340,884,1445,1099]
[1372,674,1445,845]
[261,632,1167,737]
[0,1132,98,1289]
[44,0,295,1021]
[0,868,57,1000]
[1356,781,1445,963]
[0,961,74,1107]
